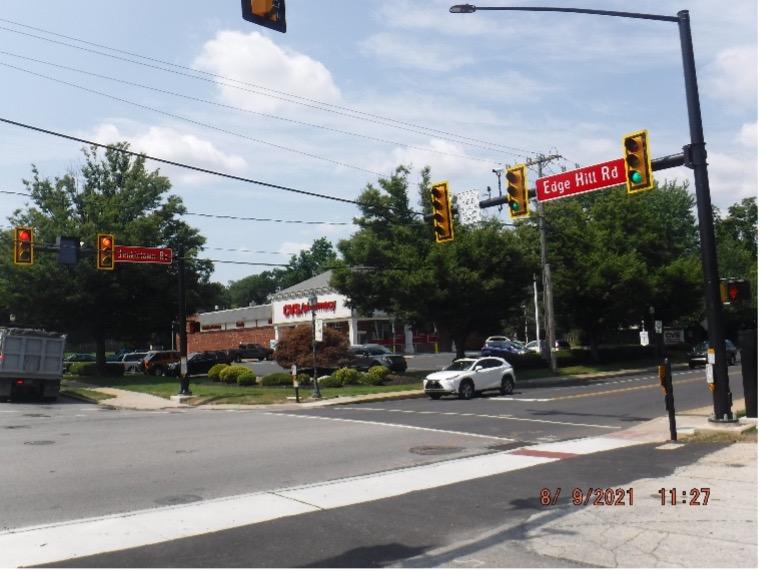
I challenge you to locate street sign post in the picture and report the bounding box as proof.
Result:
[114,246,173,264]
[536,158,626,202]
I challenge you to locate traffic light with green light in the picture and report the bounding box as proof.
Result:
[623,130,654,193]
[430,181,455,243]
[13,226,34,266]
[506,164,529,219]
[97,233,115,271]
[241,0,286,32]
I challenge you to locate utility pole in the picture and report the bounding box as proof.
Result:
[528,154,561,374]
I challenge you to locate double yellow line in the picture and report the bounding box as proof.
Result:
[552,377,699,401]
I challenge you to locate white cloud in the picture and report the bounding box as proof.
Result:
[192,30,341,114]
[83,123,247,185]
[704,46,758,112]
[737,122,758,148]
[361,32,473,72]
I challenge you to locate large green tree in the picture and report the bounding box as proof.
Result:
[714,196,757,335]
[331,165,532,357]
[0,143,221,370]
[516,180,704,356]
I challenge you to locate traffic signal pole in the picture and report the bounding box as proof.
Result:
[177,244,191,396]
[449,5,734,422]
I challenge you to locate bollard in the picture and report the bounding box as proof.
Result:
[659,358,677,440]
[739,330,757,418]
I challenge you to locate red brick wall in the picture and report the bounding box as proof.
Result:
[186,326,276,353]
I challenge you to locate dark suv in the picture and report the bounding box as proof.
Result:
[349,344,407,373]
[142,350,181,376]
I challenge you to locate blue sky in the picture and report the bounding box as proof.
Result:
[1,0,756,285]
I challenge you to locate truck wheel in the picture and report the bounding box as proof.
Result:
[234,355,242,363]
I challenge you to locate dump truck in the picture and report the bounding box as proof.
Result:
[0,327,66,401]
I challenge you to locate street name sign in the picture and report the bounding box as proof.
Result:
[536,158,626,202]
[114,245,173,264]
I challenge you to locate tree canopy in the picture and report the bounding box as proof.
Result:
[0,143,222,368]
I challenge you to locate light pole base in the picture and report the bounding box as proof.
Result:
[708,414,738,423]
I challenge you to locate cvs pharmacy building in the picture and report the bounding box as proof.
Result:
[270,271,438,353]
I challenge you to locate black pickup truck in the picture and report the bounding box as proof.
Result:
[224,343,274,362]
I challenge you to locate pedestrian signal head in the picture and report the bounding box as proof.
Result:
[506,165,529,219]
[623,130,654,193]
[430,181,455,243]
[13,226,34,266]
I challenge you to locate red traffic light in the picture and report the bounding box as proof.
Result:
[13,226,34,266]
[97,233,115,271]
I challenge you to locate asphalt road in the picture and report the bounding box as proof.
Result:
[0,366,747,567]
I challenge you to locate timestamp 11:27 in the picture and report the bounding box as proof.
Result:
[660,487,711,505]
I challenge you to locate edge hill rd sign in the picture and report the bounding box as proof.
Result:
[536,158,626,202]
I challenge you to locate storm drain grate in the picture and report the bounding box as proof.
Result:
[409,445,464,456]
[4,425,32,430]
[24,440,55,446]
[23,414,50,418]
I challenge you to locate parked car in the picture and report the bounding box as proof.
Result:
[62,353,95,372]
[166,351,230,377]
[525,340,542,354]
[141,350,181,376]
[349,344,407,373]
[423,357,516,400]
[119,352,148,374]
[485,335,510,343]
[224,343,274,363]
[554,340,571,351]
[480,339,527,358]
[687,340,738,368]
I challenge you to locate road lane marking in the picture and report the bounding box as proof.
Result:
[338,407,620,430]
[265,411,516,441]
[550,377,700,400]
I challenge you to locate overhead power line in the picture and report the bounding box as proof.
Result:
[0,50,503,167]
[0,117,364,207]
[0,18,538,157]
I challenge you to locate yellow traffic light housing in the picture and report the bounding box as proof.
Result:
[506,164,529,219]
[13,226,34,266]
[241,0,286,33]
[97,233,115,271]
[430,181,455,243]
[623,130,654,193]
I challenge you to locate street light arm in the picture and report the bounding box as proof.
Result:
[450,5,679,23]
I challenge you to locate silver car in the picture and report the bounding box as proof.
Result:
[424,357,516,400]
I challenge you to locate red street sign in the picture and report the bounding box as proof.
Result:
[114,245,173,264]
[536,158,627,202]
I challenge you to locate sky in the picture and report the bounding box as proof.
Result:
[0,0,757,286]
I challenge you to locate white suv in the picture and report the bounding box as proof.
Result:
[424,357,516,400]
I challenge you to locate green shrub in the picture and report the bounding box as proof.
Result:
[319,375,343,388]
[364,365,390,386]
[333,367,362,385]
[69,362,124,377]
[260,372,295,386]
[219,365,249,384]
[208,363,228,381]
[237,370,257,386]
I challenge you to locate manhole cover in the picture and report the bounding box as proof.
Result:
[24,440,55,446]
[409,446,464,456]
